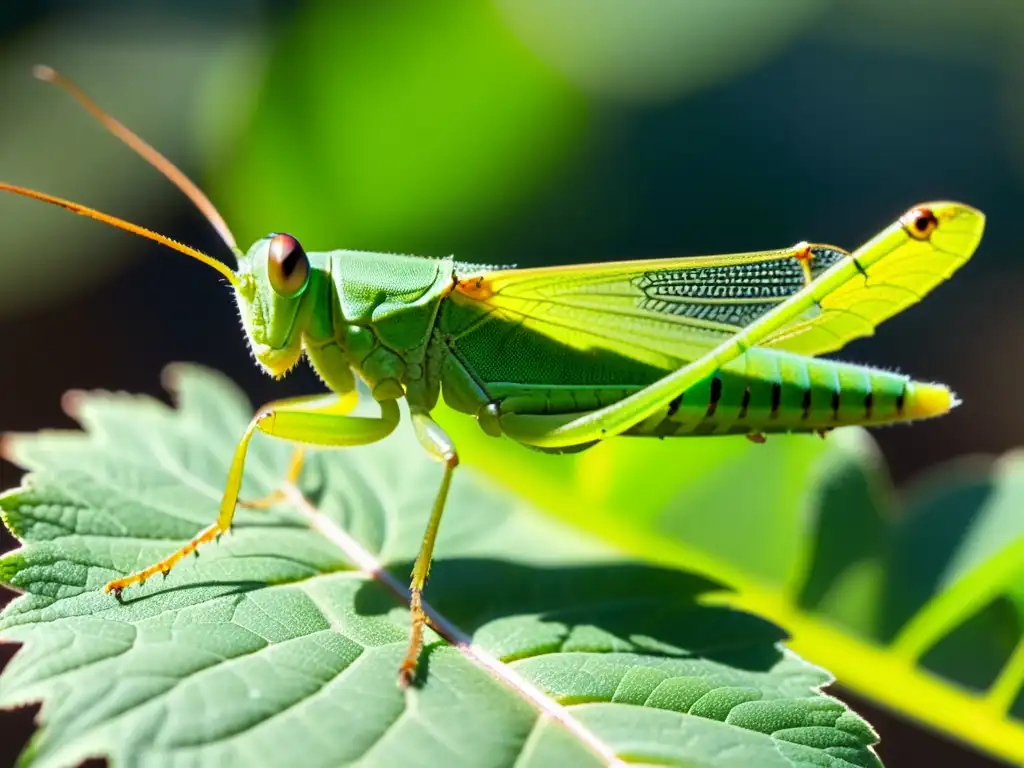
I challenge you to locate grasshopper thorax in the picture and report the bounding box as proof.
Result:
[234,233,317,378]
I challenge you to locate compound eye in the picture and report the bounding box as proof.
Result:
[267,233,309,296]
[901,207,939,241]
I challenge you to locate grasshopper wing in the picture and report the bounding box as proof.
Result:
[452,244,847,371]
[453,202,984,367]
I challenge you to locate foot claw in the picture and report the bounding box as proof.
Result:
[398,663,416,689]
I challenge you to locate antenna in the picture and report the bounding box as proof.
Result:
[33,65,239,253]
[0,182,239,286]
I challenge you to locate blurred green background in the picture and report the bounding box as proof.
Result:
[0,1,1022,765]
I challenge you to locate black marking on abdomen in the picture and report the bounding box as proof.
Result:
[667,392,683,418]
[770,383,782,419]
[706,373,722,418]
[801,388,812,419]
[739,386,751,419]
[831,390,841,420]
[896,381,906,415]
[864,391,874,419]
[853,258,868,276]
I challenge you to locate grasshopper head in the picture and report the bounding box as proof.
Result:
[235,233,313,378]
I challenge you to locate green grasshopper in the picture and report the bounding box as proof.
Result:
[1,67,985,686]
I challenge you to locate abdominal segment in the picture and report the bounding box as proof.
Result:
[631,353,950,437]
[490,348,952,440]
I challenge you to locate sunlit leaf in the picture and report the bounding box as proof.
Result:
[443,404,1024,764]
[0,366,880,767]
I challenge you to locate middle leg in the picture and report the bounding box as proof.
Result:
[399,406,459,687]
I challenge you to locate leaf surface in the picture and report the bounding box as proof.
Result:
[0,366,880,768]
[440,399,1024,764]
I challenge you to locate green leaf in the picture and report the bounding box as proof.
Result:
[209,0,587,257]
[439,404,1024,764]
[0,366,880,768]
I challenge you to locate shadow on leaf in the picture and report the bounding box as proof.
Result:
[355,559,788,673]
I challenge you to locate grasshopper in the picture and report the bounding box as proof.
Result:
[0,67,985,685]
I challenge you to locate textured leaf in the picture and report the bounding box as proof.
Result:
[441,398,1024,764]
[0,366,880,768]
